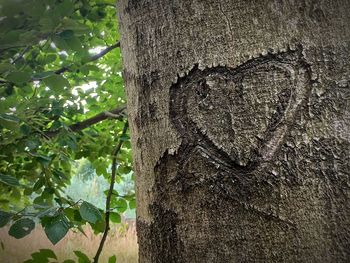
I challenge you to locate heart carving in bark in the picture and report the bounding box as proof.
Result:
[170,49,311,172]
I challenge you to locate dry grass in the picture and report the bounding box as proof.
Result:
[0,220,138,263]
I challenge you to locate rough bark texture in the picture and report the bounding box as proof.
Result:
[118,0,350,262]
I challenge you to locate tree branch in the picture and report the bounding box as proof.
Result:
[54,41,120,75]
[0,41,121,85]
[12,46,31,64]
[93,121,129,263]
[45,105,126,137]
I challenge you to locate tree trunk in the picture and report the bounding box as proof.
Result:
[118,0,350,262]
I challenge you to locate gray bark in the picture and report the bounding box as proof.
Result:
[118,0,350,262]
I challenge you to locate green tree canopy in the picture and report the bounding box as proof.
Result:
[0,0,133,261]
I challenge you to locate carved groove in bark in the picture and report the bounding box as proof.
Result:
[170,47,311,173]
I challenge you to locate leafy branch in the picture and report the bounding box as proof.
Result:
[54,41,120,75]
[93,121,129,263]
[45,104,126,138]
[0,1,132,261]
[0,41,121,85]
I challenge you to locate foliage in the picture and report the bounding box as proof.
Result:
[22,247,118,263]
[23,248,58,263]
[65,160,135,218]
[0,0,134,261]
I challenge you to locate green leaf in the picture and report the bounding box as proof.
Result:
[0,173,20,187]
[60,18,90,35]
[0,113,20,122]
[119,134,130,142]
[29,252,49,263]
[29,248,57,262]
[0,63,15,74]
[80,65,99,75]
[57,0,75,17]
[104,189,119,197]
[6,71,31,84]
[63,260,76,263]
[112,198,128,213]
[33,177,45,191]
[129,199,136,210]
[31,153,52,167]
[110,212,121,223]
[38,249,57,260]
[98,0,116,4]
[0,113,20,130]
[44,54,58,64]
[0,211,12,227]
[79,201,102,224]
[74,250,91,263]
[118,164,132,175]
[108,255,117,263]
[0,30,23,49]
[25,1,46,18]
[63,207,75,221]
[8,218,35,239]
[43,75,70,92]
[65,36,83,52]
[59,30,75,39]
[20,124,31,135]
[76,225,87,237]
[90,218,105,234]
[44,214,70,244]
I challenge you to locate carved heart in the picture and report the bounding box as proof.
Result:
[170,50,310,169]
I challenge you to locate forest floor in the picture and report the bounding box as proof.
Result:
[0,220,138,263]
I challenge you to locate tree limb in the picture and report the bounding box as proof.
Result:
[45,104,126,137]
[93,121,129,263]
[0,41,121,85]
[54,41,120,75]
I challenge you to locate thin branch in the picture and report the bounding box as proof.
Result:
[45,105,126,138]
[12,46,31,64]
[93,121,129,263]
[54,41,120,75]
[0,80,9,84]
[0,41,120,85]
[0,45,28,52]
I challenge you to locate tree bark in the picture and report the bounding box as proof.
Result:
[118,0,350,262]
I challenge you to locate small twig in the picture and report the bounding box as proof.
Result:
[0,80,9,85]
[65,199,82,209]
[93,121,129,263]
[12,46,31,64]
[44,105,126,138]
[14,208,26,217]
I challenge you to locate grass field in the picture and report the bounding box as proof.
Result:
[0,221,138,263]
